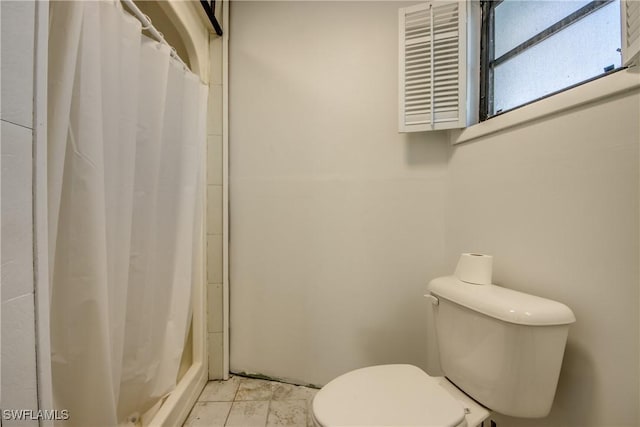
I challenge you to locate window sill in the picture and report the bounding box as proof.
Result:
[450,67,640,145]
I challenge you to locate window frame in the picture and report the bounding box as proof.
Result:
[479,0,621,121]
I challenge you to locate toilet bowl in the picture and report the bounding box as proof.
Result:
[311,364,489,427]
[311,276,575,427]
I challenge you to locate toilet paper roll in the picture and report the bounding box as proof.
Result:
[454,253,493,285]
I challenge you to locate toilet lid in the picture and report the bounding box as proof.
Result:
[312,364,466,427]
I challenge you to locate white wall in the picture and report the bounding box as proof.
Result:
[229,1,449,386]
[447,87,639,426]
[1,1,39,423]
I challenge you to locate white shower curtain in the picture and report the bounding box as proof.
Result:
[47,2,207,425]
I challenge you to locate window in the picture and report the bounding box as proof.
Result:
[480,0,623,120]
[398,1,638,133]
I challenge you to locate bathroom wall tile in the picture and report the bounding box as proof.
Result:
[207,234,223,283]
[267,400,307,427]
[207,282,223,333]
[183,402,231,427]
[208,83,223,136]
[208,332,224,380]
[1,294,38,427]
[0,1,35,128]
[235,378,274,401]
[209,35,223,86]
[207,185,223,235]
[1,121,34,302]
[225,401,269,427]
[198,376,241,402]
[208,135,223,185]
[272,383,318,402]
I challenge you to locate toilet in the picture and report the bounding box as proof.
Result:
[311,276,576,426]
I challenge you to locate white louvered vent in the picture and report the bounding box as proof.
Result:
[622,0,640,66]
[399,1,466,132]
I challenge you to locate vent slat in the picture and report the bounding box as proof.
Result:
[405,37,431,46]
[405,63,430,72]
[406,89,431,96]
[433,92,459,99]
[406,113,430,117]
[433,31,458,42]
[406,47,430,55]
[406,91,431,98]
[406,96,431,103]
[434,100,459,107]
[406,98,432,105]
[433,62,459,71]
[405,88,431,96]
[405,81,430,88]
[405,58,430,67]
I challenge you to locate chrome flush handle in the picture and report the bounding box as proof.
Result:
[424,294,439,306]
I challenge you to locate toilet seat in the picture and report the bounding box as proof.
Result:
[312,364,479,427]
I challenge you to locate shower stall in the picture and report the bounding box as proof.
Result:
[5,0,227,425]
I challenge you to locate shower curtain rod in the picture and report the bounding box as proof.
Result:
[120,0,190,71]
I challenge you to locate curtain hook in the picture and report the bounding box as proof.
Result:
[141,14,152,30]
[170,47,188,72]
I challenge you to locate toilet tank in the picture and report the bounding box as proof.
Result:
[427,276,575,418]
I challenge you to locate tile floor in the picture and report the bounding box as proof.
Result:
[184,375,319,427]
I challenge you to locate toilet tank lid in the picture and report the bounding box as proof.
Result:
[427,276,576,326]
